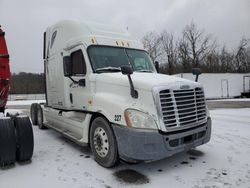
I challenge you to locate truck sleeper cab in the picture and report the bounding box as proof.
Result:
[31,20,211,168]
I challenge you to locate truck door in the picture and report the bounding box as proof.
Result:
[64,46,92,138]
[68,48,90,108]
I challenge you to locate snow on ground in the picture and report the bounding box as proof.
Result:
[1,108,250,188]
[6,100,45,106]
[209,98,250,102]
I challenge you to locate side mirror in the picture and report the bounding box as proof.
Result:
[154,61,159,73]
[192,68,202,76]
[192,68,202,82]
[121,65,138,98]
[78,79,85,87]
[63,56,72,77]
[121,65,133,75]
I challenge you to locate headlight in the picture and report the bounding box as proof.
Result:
[124,109,158,130]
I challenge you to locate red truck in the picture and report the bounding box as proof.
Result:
[0,26,34,167]
[0,25,10,113]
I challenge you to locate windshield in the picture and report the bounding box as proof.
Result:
[88,46,156,73]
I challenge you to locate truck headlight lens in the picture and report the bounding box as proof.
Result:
[124,109,158,129]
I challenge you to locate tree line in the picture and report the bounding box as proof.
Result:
[142,22,250,74]
[10,72,45,94]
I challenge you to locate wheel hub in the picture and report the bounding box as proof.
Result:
[96,135,103,149]
[93,127,109,157]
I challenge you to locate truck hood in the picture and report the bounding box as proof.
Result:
[95,72,201,91]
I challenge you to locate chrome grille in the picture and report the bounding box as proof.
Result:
[159,87,206,129]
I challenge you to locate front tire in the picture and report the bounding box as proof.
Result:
[90,117,118,168]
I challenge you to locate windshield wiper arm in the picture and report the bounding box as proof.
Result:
[136,69,153,73]
[95,67,121,73]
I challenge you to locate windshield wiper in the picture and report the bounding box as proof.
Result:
[95,67,121,73]
[136,69,153,73]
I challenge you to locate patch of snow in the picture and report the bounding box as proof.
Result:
[4,109,24,116]
[6,100,45,106]
[209,98,250,102]
[0,108,250,188]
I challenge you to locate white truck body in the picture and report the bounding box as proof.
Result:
[41,20,211,166]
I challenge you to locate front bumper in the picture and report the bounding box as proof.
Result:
[112,117,211,162]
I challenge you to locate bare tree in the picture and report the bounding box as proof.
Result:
[181,22,216,68]
[141,32,163,62]
[141,22,250,74]
[10,72,45,94]
[246,46,250,72]
[203,50,220,72]
[178,38,191,72]
[219,46,234,72]
[160,31,178,74]
[235,37,250,72]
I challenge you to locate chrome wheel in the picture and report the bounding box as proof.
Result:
[93,127,109,157]
[90,117,118,167]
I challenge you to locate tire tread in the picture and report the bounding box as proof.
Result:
[15,116,34,162]
[0,118,16,167]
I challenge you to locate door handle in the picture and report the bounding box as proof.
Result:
[70,93,73,104]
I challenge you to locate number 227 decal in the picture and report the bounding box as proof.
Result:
[114,115,121,121]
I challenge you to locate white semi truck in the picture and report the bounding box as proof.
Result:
[31,20,211,167]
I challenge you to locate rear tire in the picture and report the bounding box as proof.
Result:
[90,117,118,168]
[0,118,16,167]
[30,103,39,125]
[37,105,46,129]
[14,116,34,162]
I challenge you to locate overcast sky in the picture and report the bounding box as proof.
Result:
[0,0,249,73]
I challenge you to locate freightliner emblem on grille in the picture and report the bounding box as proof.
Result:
[180,85,190,89]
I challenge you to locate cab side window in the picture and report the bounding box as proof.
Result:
[71,50,86,75]
[50,30,57,48]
